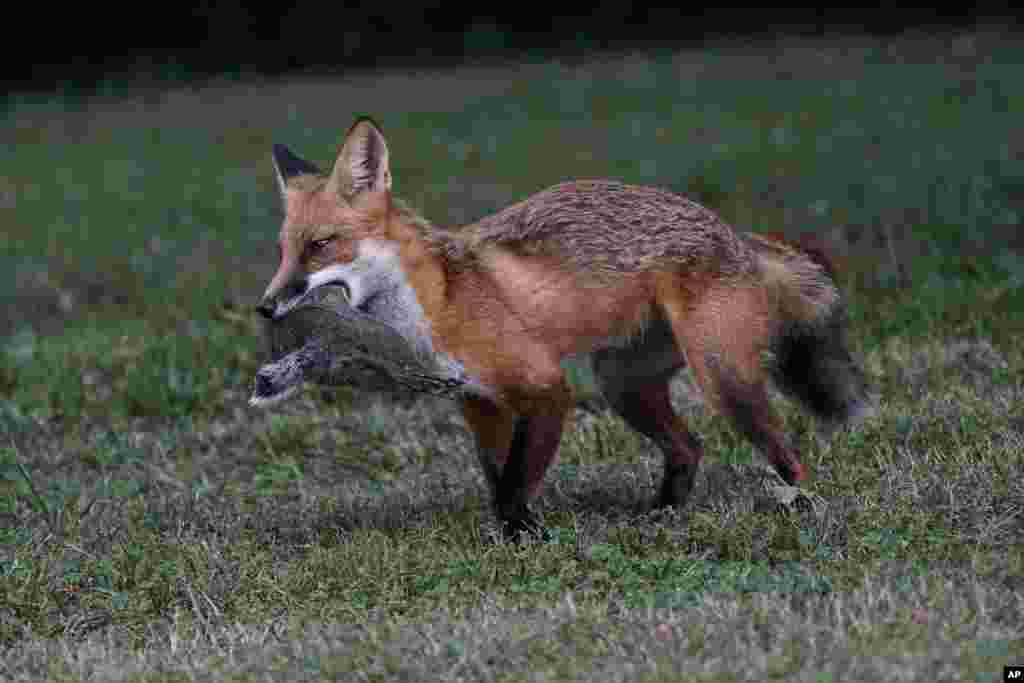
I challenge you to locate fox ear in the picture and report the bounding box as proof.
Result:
[329,117,391,198]
[272,144,322,195]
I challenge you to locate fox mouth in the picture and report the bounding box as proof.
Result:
[274,279,351,320]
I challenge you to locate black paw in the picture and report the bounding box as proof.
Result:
[498,506,550,543]
[655,463,698,509]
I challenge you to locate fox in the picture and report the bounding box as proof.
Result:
[257,117,871,540]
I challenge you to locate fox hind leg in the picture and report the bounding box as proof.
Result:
[714,366,806,485]
[661,285,807,486]
[592,316,705,508]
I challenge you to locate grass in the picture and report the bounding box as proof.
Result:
[2,29,1023,681]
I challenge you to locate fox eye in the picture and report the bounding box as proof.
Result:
[310,236,334,253]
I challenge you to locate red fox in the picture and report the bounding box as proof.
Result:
[258,117,871,539]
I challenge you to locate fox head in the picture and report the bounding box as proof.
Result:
[259,116,397,318]
[251,117,471,404]
[259,118,440,349]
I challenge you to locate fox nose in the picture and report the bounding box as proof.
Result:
[257,277,308,320]
[256,299,277,320]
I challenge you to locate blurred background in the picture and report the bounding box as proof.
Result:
[1,6,1021,421]
[1,6,1016,92]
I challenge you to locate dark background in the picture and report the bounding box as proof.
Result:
[5,5,1017,94]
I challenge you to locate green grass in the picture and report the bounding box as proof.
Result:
[2,30,1024,682]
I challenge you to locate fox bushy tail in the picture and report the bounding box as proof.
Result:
[748,234,872,430]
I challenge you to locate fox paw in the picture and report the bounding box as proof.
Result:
[655,463,698,509]
[498,507,550,543]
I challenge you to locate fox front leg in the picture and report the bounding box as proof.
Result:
[494,413,567,542]
[462,396,566,542]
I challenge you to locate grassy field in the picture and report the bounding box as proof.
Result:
[2,30,1023,681]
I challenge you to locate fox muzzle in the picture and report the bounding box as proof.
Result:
[258,275,309,320]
